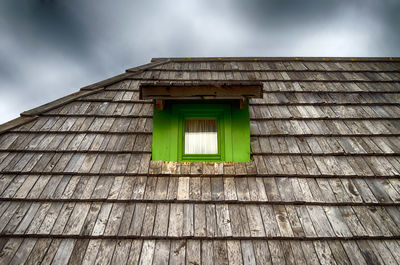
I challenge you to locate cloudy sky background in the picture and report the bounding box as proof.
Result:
[1,0,400,124]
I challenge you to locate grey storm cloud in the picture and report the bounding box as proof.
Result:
[0,0,400,124]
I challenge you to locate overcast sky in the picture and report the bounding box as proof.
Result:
[1,0,399,124]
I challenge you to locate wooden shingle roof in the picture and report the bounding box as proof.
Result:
[0,57,400,264]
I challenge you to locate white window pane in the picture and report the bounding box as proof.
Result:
[185,119,218,154]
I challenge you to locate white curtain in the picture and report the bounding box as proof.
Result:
[185,119,218,154]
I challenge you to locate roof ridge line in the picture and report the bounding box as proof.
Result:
[151,57,400,62]
[125,58,171,73]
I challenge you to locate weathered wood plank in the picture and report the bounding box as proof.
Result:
[341,240,368,265]
[153,240,170,265]
[229,205,250,237]
[241,240,257,265]
[307,206,335,237]
[81,203,102,236]
[51,239,75,265]
[168,203,184,237]
[111,240,131,265]
[216,204,232,237]
[227,240,244,265]
[0,238,23,264]
[252,240,272,265]
[183,203,194,237]
[352,206,383,236]
[285,205,305,237]
[323,206,352,237]
[92,203,113,236]
[194,204,207,237]
[138,240,155,265]
[118,177,135,200]
[186,240,201,265]
[313,240,337,265]
[301,241,321,265]
[338,206,367,237]
[8,238,36,265]
[274,205,294,237]
[129,203,146,236]
[246,205,265,237]
[25,238,52,265]
[81,239,101,265]
[202,240,214,265]
[40,238,62,265]
[105,203,126,236]
[289,241,307,265]
[211,177,224,201]
[67,239,89,265]
[141,204,156,236]
[26,202,52,234]
[2,202,31,234]
[248,177,268,202]
[170,240,186,265]
[177,176,190,200]
[206,204,216,237]
[63,202,91,235]
[370,240,398,265]
[126,239,143,265]
[268,241,286,265]
[38,202,63,234]
[384,240,400,264]
[327,240,351,265]
[260,205,281,237]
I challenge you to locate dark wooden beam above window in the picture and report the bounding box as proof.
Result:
[139,81,263,100]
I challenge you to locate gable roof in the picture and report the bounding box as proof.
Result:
[0,57,400,264]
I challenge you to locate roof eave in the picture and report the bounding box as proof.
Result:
[0,58,171,134]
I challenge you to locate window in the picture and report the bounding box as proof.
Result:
[184,119,218,154]
[152,100,250,162]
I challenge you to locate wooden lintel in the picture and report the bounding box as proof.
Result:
[155,99,165,110]
[141,83,263,100]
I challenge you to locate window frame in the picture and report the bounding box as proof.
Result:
[174,104,231,162]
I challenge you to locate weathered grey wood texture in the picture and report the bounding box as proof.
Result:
[0,57,400,264]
